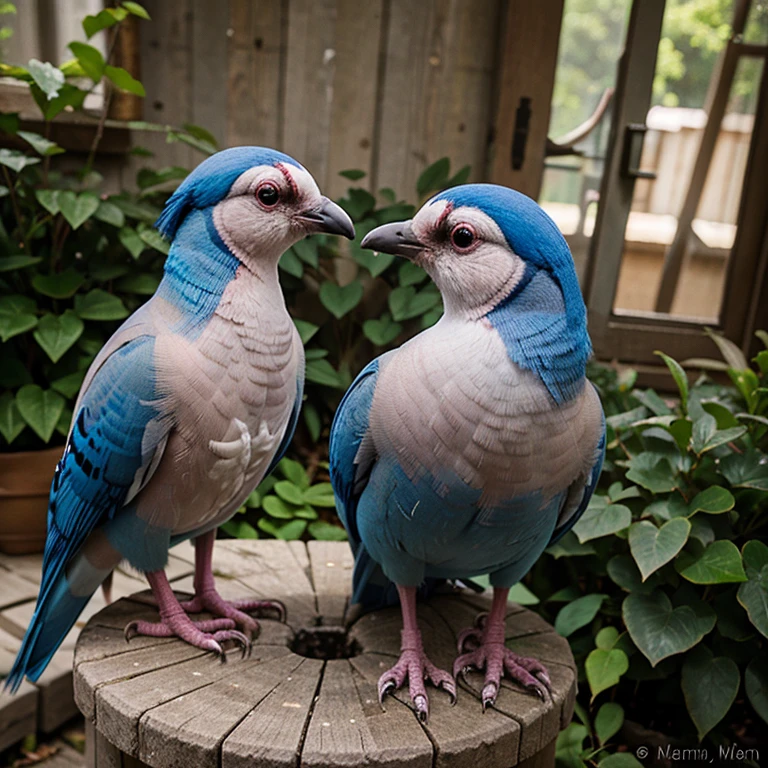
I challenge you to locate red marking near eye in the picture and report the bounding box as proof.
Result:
[435,201,453,231]
[275,162,299,199]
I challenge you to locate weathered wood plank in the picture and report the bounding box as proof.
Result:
[37,648,79,733]
[0,567,40,609]
[221,657,324,768]
[227,0,285,148]
[302,658,433,768]
[139,651,304,768]
[44,741,87,768]
[307,540,354,625]
[0,645,37,752]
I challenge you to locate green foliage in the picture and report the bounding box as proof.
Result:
[0,3,210,451]
[542,333,768,765]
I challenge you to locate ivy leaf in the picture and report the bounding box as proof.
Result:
[83,8,125,38]
[339,169,365,181]
[623,590,715,666]
[27,58,64,99]
[35,189,60,215]
[114,273,160,295]
[0,294,37,341]
[719,449,768,491]
[745,655,768,725]
[32,268,86,299]
[0,392,26,444]
[319,281,363,319]
[625,452,679,493]
[68,41,105,82]
[594,702,625,745]
[682,645,739,740]
[57,191,100,230]
[305,359,344,388]
[416,157,450,196]
[737,540,768,638]
[33,311,85,363]
[692,412,746,454]
[687,486,734,516]
[294,319,319,345]
[75,289,129,321]
[118,227,145,259]
[93,201,125,228]
[302,483,336,508]
[138,225,170,254]
[293,238,319,268]
[16,384,65,443]
[573,502,631,543]
[398,260,428,287]
[0,148,40,172]
[16,130,64,156]
[363,315,402,347]
[607,554,663,595]
[279,249,303,278]
[304,403,321,443]
[586,646,629,701]
[307,521,348,541]
[676,540,747,584]
[628,518,690,581]
[554,594,606,637]
[51,369,86,399]
[389,285,441,322]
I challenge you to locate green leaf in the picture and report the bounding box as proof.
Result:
[655,351,688,411]
[104,64,145,96]
[628,518,690,581]
[262,495,297,519]
[138,225,170,254]
[507,582,539,606]
[625,452,679,493]
[74,289,129,321]
[554,594,606,637]
[293,319,319,345]
[0,148,40,172]
[363,315,402,346]
[274,480,305,506]
[308,521,348,541]
[16,384,65,443]
[682,645,740,740]
[51,369,86,399]
[388,285,441,322]
[221,519,259,539]
[83,9,123,37]
[279,457,309,489]
[687,486,734,516]
[416,157,450,196]
[633,388,671,416]
[319,281,363,319]
[352,242,395,277]
[586,647,628,700]
[93,201,125,228]
[623,590,715,666]
[340,188,376,220]
[33,82,86,121]
[745,655,768,725]
[719,449,768,491]
[547,530,596,559]
[738,541,768,638]
[704,327,748,369]
[676,540,747,584]
[32,268,85,299]
[118,227,145,259]
[114,273,160,295]
[302,483,336,508]
[68,41,105,81]
[0,296,37,340]
[573,502,631,543]
[555,723,588,768]
[0,359,32,388]
[305,359,344,388]
[257,517,307,540]
[27,58,64,99]
[598,756,643,768]
[292,238,319,267]
[122,1,151,20]
[57,191,100,230]
[607,554,662,595]
[398,260,428,287]
[339,169,366,181]
[0,392,26,444]
[304,403,321,443]
[279,248,303,278]
[16,130,64,156]
[35,189,60,215]
[33,311,85,363]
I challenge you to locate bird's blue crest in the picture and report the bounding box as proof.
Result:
[155,146,303,240]
[432,184,586,328]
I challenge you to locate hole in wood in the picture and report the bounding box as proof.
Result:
[291,626,361,660]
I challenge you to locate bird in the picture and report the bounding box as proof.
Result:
[5,146,354,693]
[329,183,605,720]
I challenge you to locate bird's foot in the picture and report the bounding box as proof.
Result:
[179,589,286,639]
[124,613,250,660]
[378,648,456,722]
[454,620,551,710]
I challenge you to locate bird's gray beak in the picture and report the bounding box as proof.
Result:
[360,220,425,260]
[297,197,355,239]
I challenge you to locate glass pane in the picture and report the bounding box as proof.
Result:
[540,0,632,283]
[612,0,765,321]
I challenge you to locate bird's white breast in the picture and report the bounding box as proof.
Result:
[369,316,602,505]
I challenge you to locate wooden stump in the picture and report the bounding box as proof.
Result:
[74,541,576,768]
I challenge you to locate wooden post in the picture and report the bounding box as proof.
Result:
[488,0,564,199]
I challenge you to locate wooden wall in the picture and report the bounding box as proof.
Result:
[134,0,507,200]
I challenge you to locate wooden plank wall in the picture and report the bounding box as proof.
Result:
[133,0,506,201]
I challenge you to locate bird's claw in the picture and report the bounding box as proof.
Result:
[414,694,429,722]
[481,681,499,712]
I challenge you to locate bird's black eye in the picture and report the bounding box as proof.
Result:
[450,224,476,251]
[256,182,280,208]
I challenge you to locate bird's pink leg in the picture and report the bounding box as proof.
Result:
[454,587,552,710]
[378,585,456,722]
[125,569,250,659]
[179,530,286,638]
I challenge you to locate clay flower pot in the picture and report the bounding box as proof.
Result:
[0,447,61,555]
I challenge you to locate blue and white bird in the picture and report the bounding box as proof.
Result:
[6,147,354,692]
[329,183,605,719]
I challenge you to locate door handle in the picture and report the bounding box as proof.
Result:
[621,123,657,179]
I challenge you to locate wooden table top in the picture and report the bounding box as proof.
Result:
[73,540,576,768]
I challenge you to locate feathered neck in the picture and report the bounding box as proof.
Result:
[484,265,591,404]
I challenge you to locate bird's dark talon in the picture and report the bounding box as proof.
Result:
[378,679,395,705]
[414,694,429,722]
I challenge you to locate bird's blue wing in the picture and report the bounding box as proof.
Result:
[6,328,171,691]
[548,411,606,545]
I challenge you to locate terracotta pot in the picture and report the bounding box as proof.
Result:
[0,447,62,555]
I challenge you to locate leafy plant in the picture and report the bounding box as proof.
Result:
[0,2,214,450]
[538,332,768,766]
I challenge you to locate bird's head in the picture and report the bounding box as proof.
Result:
[361,183,584,325]
[155,146,354,263]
